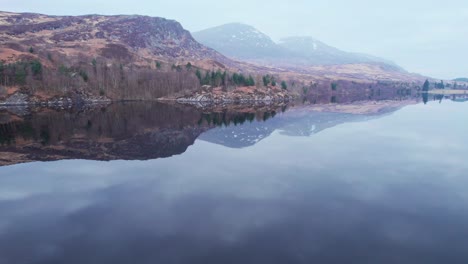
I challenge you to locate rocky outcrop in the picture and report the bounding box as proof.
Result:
[0,92,29,106]
[175,85,296,106]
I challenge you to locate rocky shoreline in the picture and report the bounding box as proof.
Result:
[0,91,111,107]
[167,85,296,105]
[1,85,297,108]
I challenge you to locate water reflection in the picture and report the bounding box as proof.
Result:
[0,102,289,166]
[0,99,468,264]
[0,96,421,165]
[421,91,468,104]
[1,98,468,263]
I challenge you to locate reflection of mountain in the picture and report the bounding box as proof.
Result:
[199,121,276,148]
[199,104,404,149]
[278,111,373,137]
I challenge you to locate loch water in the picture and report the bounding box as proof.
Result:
[0,94,468,264]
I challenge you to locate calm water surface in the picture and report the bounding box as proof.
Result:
[0,97,468,264]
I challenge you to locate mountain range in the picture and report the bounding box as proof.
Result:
[193,23,402,70]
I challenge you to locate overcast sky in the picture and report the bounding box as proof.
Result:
[1,0,467,79]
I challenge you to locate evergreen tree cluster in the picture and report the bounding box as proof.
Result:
[232,73,255,86]
[262,74,278,87]
[196,69,227,86]
[195,70,255,87]
[422,79,430,92]
[331,82,338,91]
[281,81,288,90]
[436,80,445,89]
[262,74,272,86]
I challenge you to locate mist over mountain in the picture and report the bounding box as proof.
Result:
[193,23,403,70]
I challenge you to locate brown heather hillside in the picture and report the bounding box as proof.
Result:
[0,11,232,65]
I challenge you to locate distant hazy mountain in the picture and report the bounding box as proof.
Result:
[192,23,292,61]
[278,37,402,69]
[454,78,468,82]
[193,23,402,69]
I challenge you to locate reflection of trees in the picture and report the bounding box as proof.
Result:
[303,80,421,104]
[198,110,278,127]
[0,103,204,146]
[0,121,35,146]
[422,92,429,104]
[0,103,208,164]
[436,95,444,104]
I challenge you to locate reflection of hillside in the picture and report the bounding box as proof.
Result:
[0,103,208,166]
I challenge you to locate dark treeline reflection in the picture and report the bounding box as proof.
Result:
[421,92,468,104]
[0,102,286,166]
[198,109,281,127]
[304,81,419,104]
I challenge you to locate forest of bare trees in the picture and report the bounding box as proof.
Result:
[0,57,202,100]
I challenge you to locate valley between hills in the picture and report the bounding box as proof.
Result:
[0,11,461,106]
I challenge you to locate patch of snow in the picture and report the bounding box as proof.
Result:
[313,42,318,50]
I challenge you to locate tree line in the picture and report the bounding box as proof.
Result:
[0,58,201,100]
[195,69,256,87]
[1,55,294,101]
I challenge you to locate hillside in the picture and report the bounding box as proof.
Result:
[0,11,249,103]
[0,11,232,66]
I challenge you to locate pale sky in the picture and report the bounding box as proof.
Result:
[1,0,467,79]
